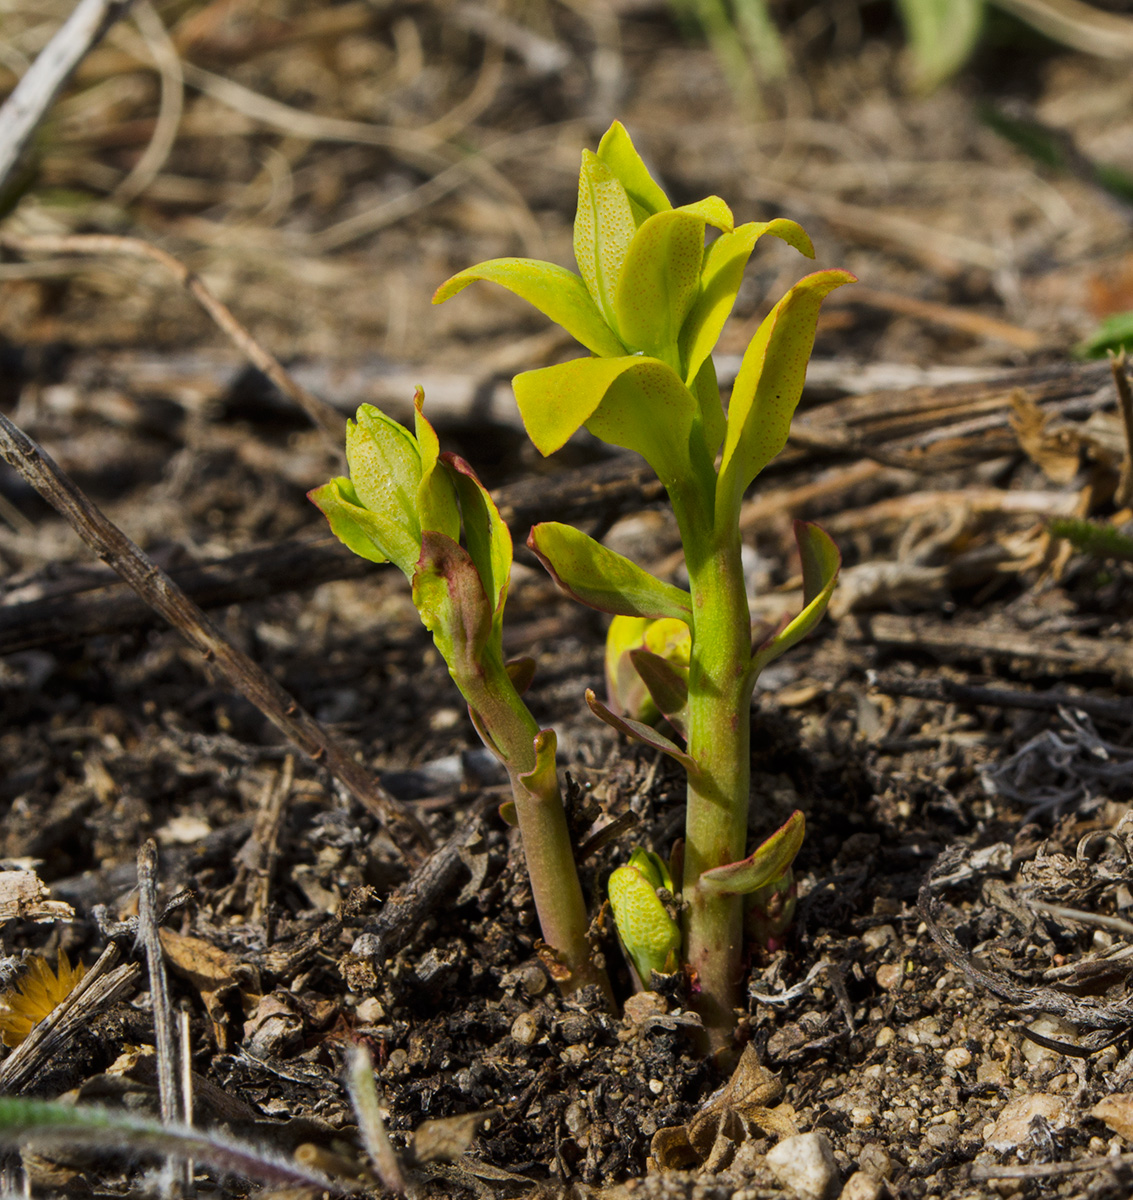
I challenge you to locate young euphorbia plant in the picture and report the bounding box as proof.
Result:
[310,392,612,1004]
[435,121,852,1049]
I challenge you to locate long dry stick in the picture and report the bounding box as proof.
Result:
[0,232,345,449]
[137,841,178,1128]
[0,0,137,195]
[0,411,433,863]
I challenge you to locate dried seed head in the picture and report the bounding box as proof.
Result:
[0,949,86,1047]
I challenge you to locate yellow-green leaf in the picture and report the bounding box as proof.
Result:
[688,353,726,460]
[309,478,396,567]
[574,151,637,330]
[604,615,690,726]
[413,390,460,542]
[346,404,423,542]
[749,522,840,682]
[583,361,698,492]
[716,269,855,529]
[613,210,707,363]
[608,858,681,983]
[514,357,697,493]
[431,259,625,358]
[672,195,733,233]
[596,120,671,221]
[895,0,983,94]
[529,521,692,620]
[680,219,814,387]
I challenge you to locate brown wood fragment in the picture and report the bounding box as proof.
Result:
[0,872,74,924]
[347,806,489,968]
[869,673,1133,726]
[847,612,1133,682]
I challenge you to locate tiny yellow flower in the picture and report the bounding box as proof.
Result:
[0,950,86,1047]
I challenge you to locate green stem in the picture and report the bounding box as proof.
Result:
[460,654,614,1006]
[671,486,753,1052]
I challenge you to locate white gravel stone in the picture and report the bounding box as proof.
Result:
[766,1132,840,1200]
[838,1172,882,1200]
[984,1094,1067,1151]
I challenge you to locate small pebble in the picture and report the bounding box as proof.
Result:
[943,1046,971,1069]
[354,997,384,1024]
[648,1078,664,1095]
[623,991,667,1024]
[766,1132,839,1200]
[386,1048,408,1074]
[850,1107,874,1129]
[428,706,463,732]
[861,925,896,952]
[1092,1093,1133,1141]
[977,1060,1007,1087]
[985,1094,1067,1151]
[564,1100,589,1137]
[839,1172,882,1200]
[511,1011,540,1046]
[520,965,548,996]
[924,1124,955,1150]
[875,1026,895,1048]
[875,964,902,991]
[858,1144,891,1181]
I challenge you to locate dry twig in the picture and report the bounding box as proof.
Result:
[0,231,345,448]
[0,410,433,862]
[137,841,178,1128]
[0,0,137,195]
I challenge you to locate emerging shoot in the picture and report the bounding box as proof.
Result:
[436,121,850,1048]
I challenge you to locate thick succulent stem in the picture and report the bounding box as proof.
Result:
[459,654,614,1006]
[672,491,753,1052]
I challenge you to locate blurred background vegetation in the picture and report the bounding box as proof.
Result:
[1,0,1132,370]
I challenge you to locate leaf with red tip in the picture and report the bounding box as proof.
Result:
[749,522,840,683]
[498,799,518,826]
[506,657,536,696]
[518,729,559,799]
[585,689,697,773]
[697,811,805,897]
[445,454,512,630]
[628,648,688,735]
